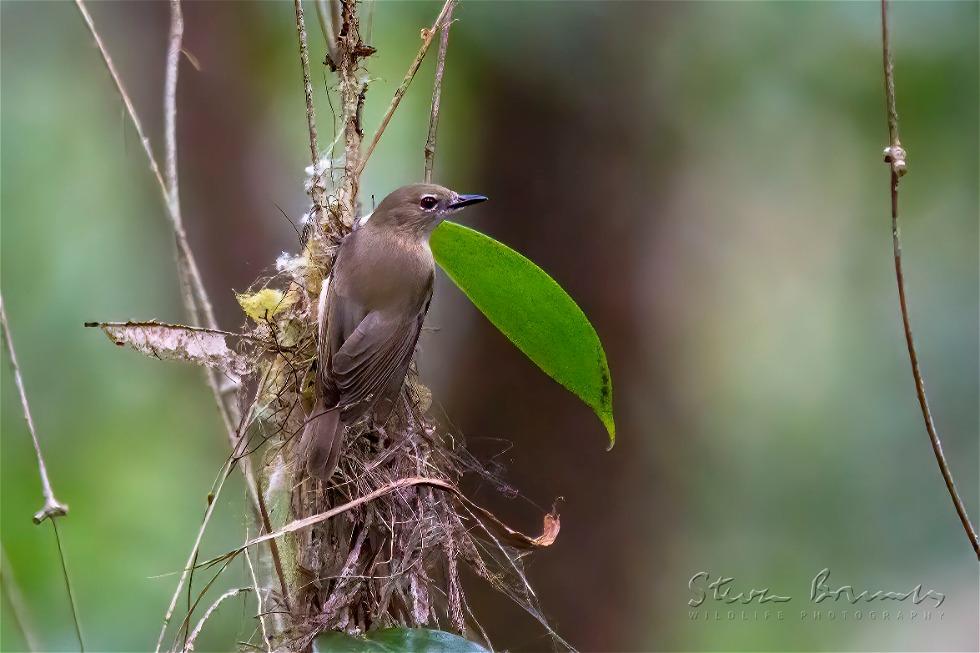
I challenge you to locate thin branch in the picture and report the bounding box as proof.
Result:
[1,544,39,652]
[0,296,85,650]
[51,521,85,652]
[76,0,291,599]
[165,0,183,219]
[75,0,224,390]
[294,0,334,234]
[156,362,282,652]
[155,461,236,653]
[313,0,341,68]
[423,1,456,183]
[0,297,67,525]
[880,0,979,558]
[356,0,455,178]
[336,0,367,228]
[162,0,291,617]
[74,0,166,195]
[182,587,251,652]
[243,542,271,652]
[295,0,321,164]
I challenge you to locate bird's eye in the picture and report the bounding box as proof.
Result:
[420,195,438,210]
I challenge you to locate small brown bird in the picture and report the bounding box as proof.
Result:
[302,183,487,481]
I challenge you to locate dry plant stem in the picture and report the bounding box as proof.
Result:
[182,588,251,652]
[1,543,39,652]
[74,0,216,341]
[356,0,455,178]
[295,0,321,164]
[165,0,183,219]
[236,478,454,554]
[76,0,237,440]
[294,0,333,233]
[243,543,272,652]
[163,0,289,617]
[155,461,235,653]
[157,365,287,652]
[77,0,291,613]
[51,520,86,652]
[880,0,979,558]
[0,297,67,525]
[423,0,456,183]
[336,0,366,226]
[0,297,85,651]
[211,475,555,563]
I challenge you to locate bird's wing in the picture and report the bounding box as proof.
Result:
[329,286,431,423]
[316,275,366,407]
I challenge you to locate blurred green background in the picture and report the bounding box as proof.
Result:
[2,1,977,651]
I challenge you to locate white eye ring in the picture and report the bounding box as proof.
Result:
[420,195,438,210]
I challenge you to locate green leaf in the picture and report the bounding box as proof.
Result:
[314,628,489,653]
[430,221,615,446]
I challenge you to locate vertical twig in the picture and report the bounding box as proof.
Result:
[295,0,321,165]
[1,543,40,652]
[313,0,341,73]
[423,0,456,183]
[1,296,85,651]
[880,0,979,558]
[76,0,293,615]
[243,542,271,652]
[156,461,235,652]
[336,0,368,227]
[356,0,456,178]
[75,0,234,437]
[156,365,289,652]
[164,0,184,222]
[51,520,86,652]
[294,0,336,235]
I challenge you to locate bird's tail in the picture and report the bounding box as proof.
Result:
[300,398,344,482]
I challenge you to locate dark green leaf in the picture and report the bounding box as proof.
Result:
[314,627,489,653]
[430,221,615,446]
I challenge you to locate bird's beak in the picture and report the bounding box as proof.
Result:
[448,194,488,210]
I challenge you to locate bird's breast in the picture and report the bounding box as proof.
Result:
[337,230,433,313]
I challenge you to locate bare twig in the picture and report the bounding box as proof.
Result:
[156,462,236,653]
[294,0,335,235]
[77,0,292,605]
[356,0,455,178]
[1,544,39,652]
[335,0,368,228]
[295,0,321,167]
[0,297,67,525]
[51,520,86,652]
[164,0,183,219]
[423,0,456,183]
[1,296,85,651]
[243,542,271,652]
[314,0,341,68]
[182,587,251,652]
[74,0,217,341]
[880,0,979,558]
[156,362,285,652]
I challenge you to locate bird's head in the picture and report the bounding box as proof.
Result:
[366,183,487,236]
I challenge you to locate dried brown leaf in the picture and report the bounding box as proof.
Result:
[87,320,249,382]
